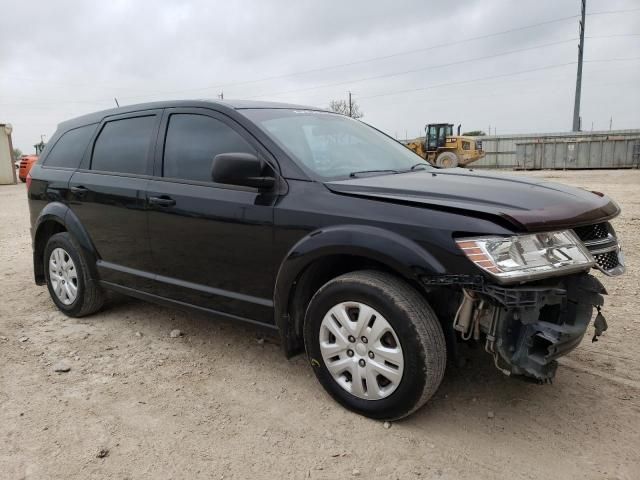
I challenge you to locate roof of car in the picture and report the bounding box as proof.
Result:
[58,99,328,130]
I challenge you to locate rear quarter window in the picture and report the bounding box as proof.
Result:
[91,115,157,175]
[43,124,97,169]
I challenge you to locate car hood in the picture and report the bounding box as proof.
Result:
[325,169,620,232]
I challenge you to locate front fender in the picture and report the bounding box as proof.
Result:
[274,224,445,353]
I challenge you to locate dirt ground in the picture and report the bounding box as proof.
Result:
[1,170,639,480]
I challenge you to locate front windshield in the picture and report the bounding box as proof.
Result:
[241,109,430,180]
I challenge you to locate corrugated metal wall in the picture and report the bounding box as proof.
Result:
[472,129,640,169]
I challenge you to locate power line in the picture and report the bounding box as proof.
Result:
[358,62,578,100]
[5,38,577,107]
[247,38,578,99]
[114,14,583,102]
[114,7,640,101]
[3,9,639,108]
[386,75,637,116]
[584,57,640,63]
[2,55,638,109]
[1,32,634,94]
[4,57,637,108]
[356,57,640,102]
[15,74,638,140]
[587,7,640,15]
[586,33,640,39]
[0,74,151,92]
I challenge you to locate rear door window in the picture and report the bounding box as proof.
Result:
[91,115,157,175]
[163,114,257,182]
[44,124,96,169]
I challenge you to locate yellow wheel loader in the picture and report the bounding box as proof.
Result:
[406,123,485,168]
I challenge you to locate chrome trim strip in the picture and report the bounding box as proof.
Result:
[583,233,616,248]
[589,244,620,255]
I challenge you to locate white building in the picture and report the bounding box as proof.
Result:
[0,123,17,185]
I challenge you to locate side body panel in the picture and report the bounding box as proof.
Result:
[65,110,162,290]
[146,107,280,322]
[68,171,152,289]
[146,178,276,321]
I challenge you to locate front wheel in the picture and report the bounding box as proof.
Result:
[436,152,459,168]
[304,270,446,420]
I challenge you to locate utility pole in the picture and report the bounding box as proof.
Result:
[572,0,586,131]
[348,91,353,118]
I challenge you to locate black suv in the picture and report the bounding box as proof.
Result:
[28,100,625,420]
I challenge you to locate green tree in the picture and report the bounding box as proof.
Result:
[462,130,486,137]
[12,148,23,161]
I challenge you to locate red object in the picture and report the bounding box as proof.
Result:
[18,155,38,182]
[26,171,32,190]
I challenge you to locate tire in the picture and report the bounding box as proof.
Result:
[436,152,459,168]
[20,177,26,183]
[44,232,104,317]
[304,270,446,420]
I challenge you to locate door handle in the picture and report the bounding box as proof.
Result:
[148,196,176,207]
[70,186,88,196]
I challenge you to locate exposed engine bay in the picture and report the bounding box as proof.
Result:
[452,274,607,381]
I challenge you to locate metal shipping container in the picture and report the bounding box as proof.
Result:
[472,129,640,170]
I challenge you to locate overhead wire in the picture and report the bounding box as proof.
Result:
[356,58,640,101]
[1,8,638,108]
[246,38,579,99]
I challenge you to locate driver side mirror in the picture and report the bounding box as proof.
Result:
[211,153,275,189]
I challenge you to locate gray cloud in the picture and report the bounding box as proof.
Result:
[1,0,638,151]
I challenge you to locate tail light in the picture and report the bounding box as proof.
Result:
[26,172,32,190]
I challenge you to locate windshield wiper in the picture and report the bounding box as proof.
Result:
[349,169,400,178]
[409,162,429,171]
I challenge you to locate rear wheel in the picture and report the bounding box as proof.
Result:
[436,152,459,168]
[304,270,446,420]
[44,232,104,317]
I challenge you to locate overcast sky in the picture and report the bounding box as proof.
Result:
[1,0,639,152]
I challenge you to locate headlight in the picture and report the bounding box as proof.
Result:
[456,230,594,283]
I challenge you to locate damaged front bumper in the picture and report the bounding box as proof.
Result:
[466,274,607,382]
